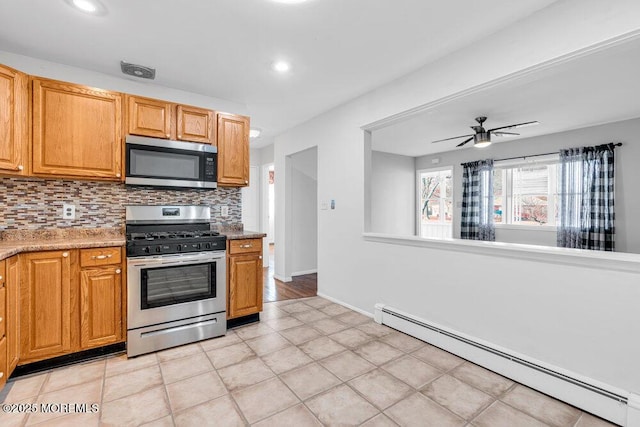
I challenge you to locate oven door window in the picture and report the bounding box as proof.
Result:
[141,263,215,309]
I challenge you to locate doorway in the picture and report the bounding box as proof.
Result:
[264,147,318,302]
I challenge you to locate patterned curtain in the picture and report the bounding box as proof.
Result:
[460,159,495,241]
[557,143,616,251]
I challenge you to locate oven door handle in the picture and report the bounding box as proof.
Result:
[127,252,225,268]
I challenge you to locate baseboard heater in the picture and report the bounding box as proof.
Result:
[374,303,639,427]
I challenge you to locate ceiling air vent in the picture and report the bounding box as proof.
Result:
[120,61,156,80]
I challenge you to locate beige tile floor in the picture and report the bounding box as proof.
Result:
[0,296,617,427]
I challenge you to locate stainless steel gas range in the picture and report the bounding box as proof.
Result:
[125,205,226,357]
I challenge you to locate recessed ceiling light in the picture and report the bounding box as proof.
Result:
[64,0,107,15]
[273,61,291,73]
[250,129,262,138]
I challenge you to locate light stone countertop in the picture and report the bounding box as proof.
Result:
[221,231,267,240]
[0,228,125,261]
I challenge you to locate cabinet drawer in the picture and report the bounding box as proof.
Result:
[80,247,122,267]
[0,259,5,287]
[0,287,5,338]
[229,238,262,255]
[0,336,6,389]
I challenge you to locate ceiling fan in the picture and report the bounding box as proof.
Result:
[431,116,539,148]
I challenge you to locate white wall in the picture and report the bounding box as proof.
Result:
[274,0,640,403]
[290,147,318,276]
[0,51,246,115]
[371,151,415,235]
[241,165,260,231]
[413,117,640,253]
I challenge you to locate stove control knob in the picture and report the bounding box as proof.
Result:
[205,242,211,249]
[143,247,150,254]
[176,244,182,251]
[156,246,162,253]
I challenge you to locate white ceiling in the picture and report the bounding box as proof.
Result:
[0,0,558,147]
[372,36,640,157]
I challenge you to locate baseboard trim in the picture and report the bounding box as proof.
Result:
[374,303,631,426]
[12,343,126,379]
[273,274,292,282]
[292,269,317,277]
[317,292,373,318]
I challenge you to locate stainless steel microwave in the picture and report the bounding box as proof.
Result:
[125,135,217,189]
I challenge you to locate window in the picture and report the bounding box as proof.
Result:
[494,157,558,226]
[417,168,452,238]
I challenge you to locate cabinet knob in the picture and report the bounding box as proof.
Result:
[18,165,24,171]
[62,252,69,258]
[245,180,249,184]
[0,275,3,281]
[116,173,121,178]
[0,372,4,379]
[259,256,262,259]
[0,317,3,323]
[240,244,252,248]
[92,254,112,260]
[166,133,170,138]
[115,269,122,274]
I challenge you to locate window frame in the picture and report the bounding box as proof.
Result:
[493,155,559,230]
[416,166,454,238]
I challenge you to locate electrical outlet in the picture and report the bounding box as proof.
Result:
[62,204,76,220]
[220,205,229,217]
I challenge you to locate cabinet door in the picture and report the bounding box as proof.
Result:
[176,105,215,145]
[80,266,123,349]
[32,78,123,180]
[19,251,73,363]
[6,256,19,375]
[228,253,263,319]
[217,113,250,186]
[127,95,174,139]
[0,65,28,175]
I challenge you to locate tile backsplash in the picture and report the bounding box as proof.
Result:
[0,177,242,230]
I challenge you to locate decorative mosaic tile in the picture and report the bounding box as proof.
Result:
[0,177,242,230]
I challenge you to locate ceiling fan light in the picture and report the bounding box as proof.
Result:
[474,133,491,148]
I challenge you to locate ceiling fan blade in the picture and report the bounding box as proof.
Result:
[488,120,539,132]
[492,131,520,136]
[432,133,474,143]
[456,137,473,147]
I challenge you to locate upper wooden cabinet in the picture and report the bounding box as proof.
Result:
[126,95,173,139]
[0,64,28,175]
[32,78,123,180]
[217,113,250,186]
[127,95,216,145]
[176,105,215,144]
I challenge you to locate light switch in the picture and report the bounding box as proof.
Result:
[220,205,229,217]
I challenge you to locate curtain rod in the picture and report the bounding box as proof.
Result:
[461,142,622,165]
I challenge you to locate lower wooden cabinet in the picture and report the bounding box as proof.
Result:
[80,265,123,349]
[0,337,6,390]
[5,256,19,375]
[19,250,73,363]
[227,238,263,319]
[18,247,124,365]
[0,258,6,390]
